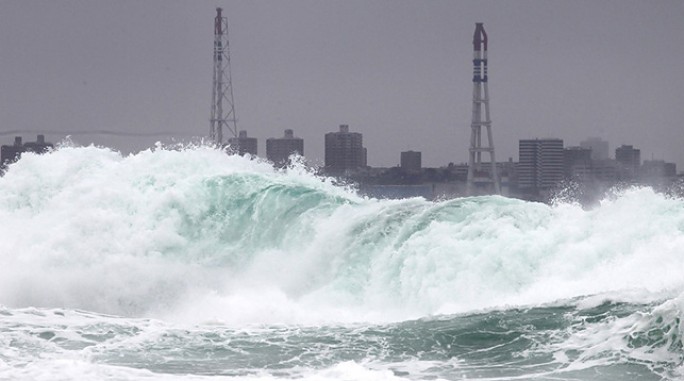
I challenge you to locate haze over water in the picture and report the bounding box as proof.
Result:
[1,145,684,380]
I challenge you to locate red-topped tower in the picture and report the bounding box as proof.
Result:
[210,7,238,146]
[466,23,500,195]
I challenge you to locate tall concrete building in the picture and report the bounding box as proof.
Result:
[400,151,421,173]
[266,129,304,166]
[615,144,641,179]
[228,130,257,156]
[591,159,620,182]
[518,139,564,191]
[564,146,592,179]
[324,124,366,173]
[615,145,641,168]
[580,137,609,160]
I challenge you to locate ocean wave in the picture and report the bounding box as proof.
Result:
[1,146,684,325]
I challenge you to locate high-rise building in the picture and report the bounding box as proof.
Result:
[518,139,564,191]
[563,146,592,179]
[615,144,640,179]
[228,130,257,156]
[615,144,640,167]
[580,137,609,160]
[400,151,421,173]
[591,159,619,182]
[266,129,304,166]
[324,124,366,173]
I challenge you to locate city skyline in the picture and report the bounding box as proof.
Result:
[0,1,683,169]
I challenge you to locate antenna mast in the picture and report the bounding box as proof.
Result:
[210,7,238,146]
[466,23,500,195]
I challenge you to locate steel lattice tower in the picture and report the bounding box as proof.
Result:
[210,7,238,146]
[466,23,501,195]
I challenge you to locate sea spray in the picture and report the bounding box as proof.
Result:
[2,145,684,379]
[0,146,684,325]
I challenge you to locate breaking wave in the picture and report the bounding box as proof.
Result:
[1,145,684,325]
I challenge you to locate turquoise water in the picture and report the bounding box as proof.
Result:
[1,145,683,380]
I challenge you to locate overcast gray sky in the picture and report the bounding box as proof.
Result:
[1,0,683,169]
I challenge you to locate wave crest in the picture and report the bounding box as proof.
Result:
[1,146,684,324]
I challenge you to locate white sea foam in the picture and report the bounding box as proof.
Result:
[0,359,424,381]
[1,146,684,326]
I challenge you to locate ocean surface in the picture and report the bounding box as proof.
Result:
[1,145,684,380]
